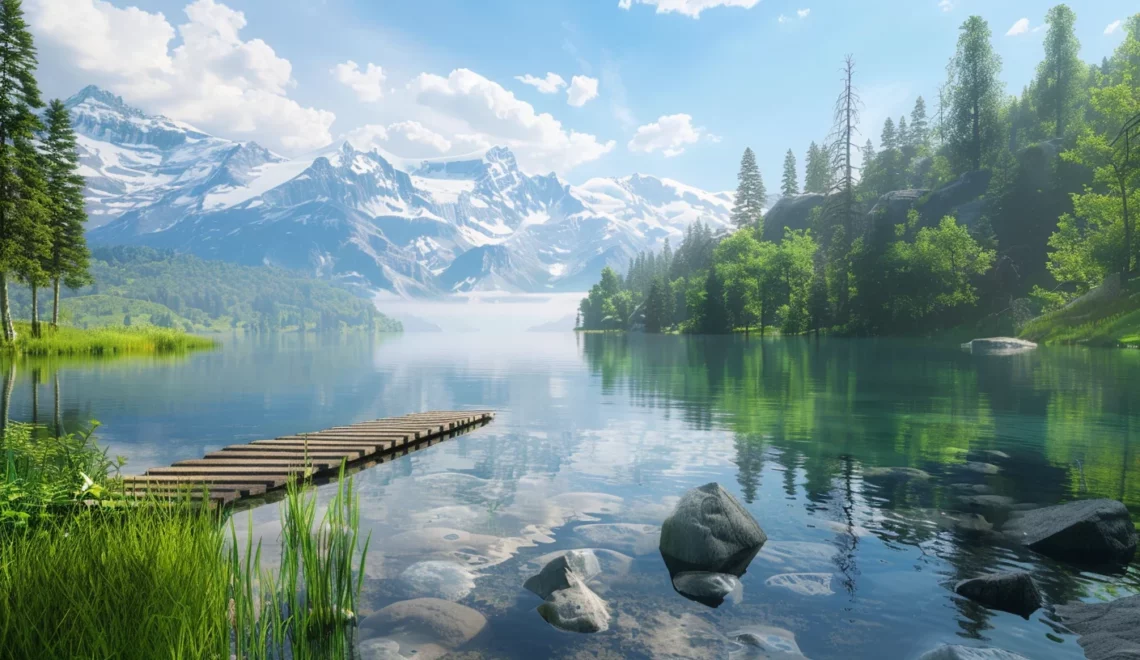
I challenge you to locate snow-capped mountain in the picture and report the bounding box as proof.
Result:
[73,86,732,296]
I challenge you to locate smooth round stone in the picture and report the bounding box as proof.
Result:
[357,597,487,660]
[400,561,478,601]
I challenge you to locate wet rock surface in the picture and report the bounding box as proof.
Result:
[536,572,611,633]
[1001,499,1138,565]
[659,482,767,576]
[1054,594,1140,660]
[953,571,1042,617]
[523,549,601,600]
[356,598,487,660]
[670,571,742,607]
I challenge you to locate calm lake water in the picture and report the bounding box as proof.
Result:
[5,332,1140,659]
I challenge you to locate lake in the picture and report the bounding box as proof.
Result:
[4,332,1139,659]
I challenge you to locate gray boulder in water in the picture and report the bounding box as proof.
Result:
[918,646,1029,660]
[524,549,601,600]
[1001,499,1137,565]
[659,482,767,576]
[961,337,1037,355]
[953,571,1042,617]
[535,572,610,633]
[1054,594,1140,660]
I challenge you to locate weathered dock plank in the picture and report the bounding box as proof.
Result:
[125,410,494,505]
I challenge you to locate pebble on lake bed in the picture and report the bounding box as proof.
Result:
[659,482,767,577]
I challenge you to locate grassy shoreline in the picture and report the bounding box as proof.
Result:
[0,421,369,659]
[0,322,218,357]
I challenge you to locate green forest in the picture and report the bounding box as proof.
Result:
[579,7,1140,346]
[6,247,402,334]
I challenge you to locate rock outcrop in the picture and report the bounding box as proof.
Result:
[953,571,1042,617]
[524,550,601,600]
[1054,594,1140,660]
[1001,499,1138,565]
[761,193,826,242]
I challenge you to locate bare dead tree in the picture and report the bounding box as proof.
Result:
[823,55,862,324]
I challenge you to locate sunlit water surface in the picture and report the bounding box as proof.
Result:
[5,332,1140,659]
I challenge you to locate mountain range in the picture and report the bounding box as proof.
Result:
[71,86,733,296]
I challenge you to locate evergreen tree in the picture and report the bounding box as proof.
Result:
[780,148,798,197]
[897,116,909,148]
[947,16,1003,173]
[41,99,90,328]
[881,118,898,151]
[731,148,766,229]
[804,142,830,194]
[700,268,730,334]
[861,139,875,170]
[1034,3,1082,138]
[0,0,45,340]
[643,278,668,333]
[909,96,930,148]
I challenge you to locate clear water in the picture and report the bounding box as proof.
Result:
[5,332,1140,659]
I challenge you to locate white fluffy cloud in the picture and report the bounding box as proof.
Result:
[567,76,599,107]
[1105,19,1122,35]
[1006,18,1029,36]
[797,8,810,18]
[938,0,954,12]
[627,114,706,157]
[617,0,760,19]
[346,121,456,157]
[29,0,334,152]
[515,73,567,94]
[332,61,386,102]
[406,68,614,171]
[779,8,810,23]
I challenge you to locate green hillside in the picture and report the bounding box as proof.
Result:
[1020,274,1140,347]
[7,247,401,333]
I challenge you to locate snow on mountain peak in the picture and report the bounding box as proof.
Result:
[72,87,730,296]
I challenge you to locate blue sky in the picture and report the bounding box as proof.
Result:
[33,0,1135,192]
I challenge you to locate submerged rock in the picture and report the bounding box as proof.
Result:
[536,572,610,633]
[918,645,1030,660]
[357,598,486,660]
[728,626,808,659]
[1054,594,1140,660]
[1001,499,1137,565]
[659,482,767,576]
[670,571,742,608]
[863,466,931,480]
[961,337,1037,355]
[765,572,834,597]
[963,462,1001,475]
[953,571,1042,617]
[524,550,601,600]
[399,561,479,601]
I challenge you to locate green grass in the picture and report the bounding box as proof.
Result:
[1,322,218,357]
[0,421,369,659]
[1020,279,1140,348]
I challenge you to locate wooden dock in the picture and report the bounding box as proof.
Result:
[120,410,494,507]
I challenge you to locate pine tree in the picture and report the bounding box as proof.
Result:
[0,0,45,341]
[41,99,91,328]
[862,139,875,169]
[910,96,930,148]
[1034,3,1082,138]
[731,148,767,230]
[881,118,897,151]
[780,148,798,197]
[804,141,831,194]
[947,15,1003,173]
[700,268,730,334]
